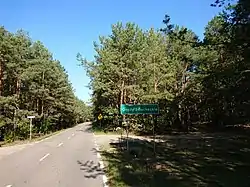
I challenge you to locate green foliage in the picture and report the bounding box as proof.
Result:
[0,27,90,142]
[79,0,250,134]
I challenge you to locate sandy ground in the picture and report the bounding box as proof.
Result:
[94,134,158,150]
[94,131,246,150]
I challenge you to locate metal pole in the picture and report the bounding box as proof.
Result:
[14,109,16,141]
[126,120,129,151]
[153,115,156,156]
[30,118,32,141]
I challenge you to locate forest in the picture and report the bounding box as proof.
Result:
[0,28,91,142]
[79,0,250,134]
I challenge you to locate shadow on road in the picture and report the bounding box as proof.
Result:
[77,160,105,179]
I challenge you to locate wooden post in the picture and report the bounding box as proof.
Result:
[153,115,156,156]
[29,118,32,141]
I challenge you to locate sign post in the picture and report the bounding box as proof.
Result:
[120,104,159,154]
[151,115,156,156]
[27,116,35,141]
[98,113,103,128]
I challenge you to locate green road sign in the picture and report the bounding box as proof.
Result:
[120,104,159,115]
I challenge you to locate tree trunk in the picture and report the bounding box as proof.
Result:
[41,100,44,116]
[124,86,127,104]
[9,84,12,95]
[120,80,124,105]
[154,55,157,93]
[154,81,157,95]
[120,80,126,126]
[0,61,3,96]
[180,62,189,131]
[181,62,188,93]
[41,71,45,116]
[187,107,190,131]
[36,99,39,112]
[16,79,21,98]
[178,103,182,129]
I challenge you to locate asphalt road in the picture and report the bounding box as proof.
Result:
[0,123,103,187]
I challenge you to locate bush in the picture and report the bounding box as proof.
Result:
[4,131,15,142]
[16,121,30,140]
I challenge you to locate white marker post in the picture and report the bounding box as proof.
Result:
[27,116,35,141]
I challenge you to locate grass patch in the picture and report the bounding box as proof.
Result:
[101,133,250,187]
[94,131,120,135]
[90,125,122,135]
[0,129,65,147]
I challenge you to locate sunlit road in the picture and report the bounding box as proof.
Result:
[0,123,103,187]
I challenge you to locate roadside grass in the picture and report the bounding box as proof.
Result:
[0,129,65,147]
[101,133,250,187]
[91,125,137,136]
[94,130,120,135]
[90,125,122,135]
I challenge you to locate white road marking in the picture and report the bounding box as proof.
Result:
[57,142,63,147]
[103,175,109,187]
[99,161,104,169]
[97,153,101,158]
[72,133,75,136]
[94,134,109,187]
[39,153,50,162]
[5,185,12,187]
[68,136,71,140]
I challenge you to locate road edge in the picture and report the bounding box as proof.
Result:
[93,132,109,187]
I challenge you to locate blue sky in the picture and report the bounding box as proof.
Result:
[1,0,222,102]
